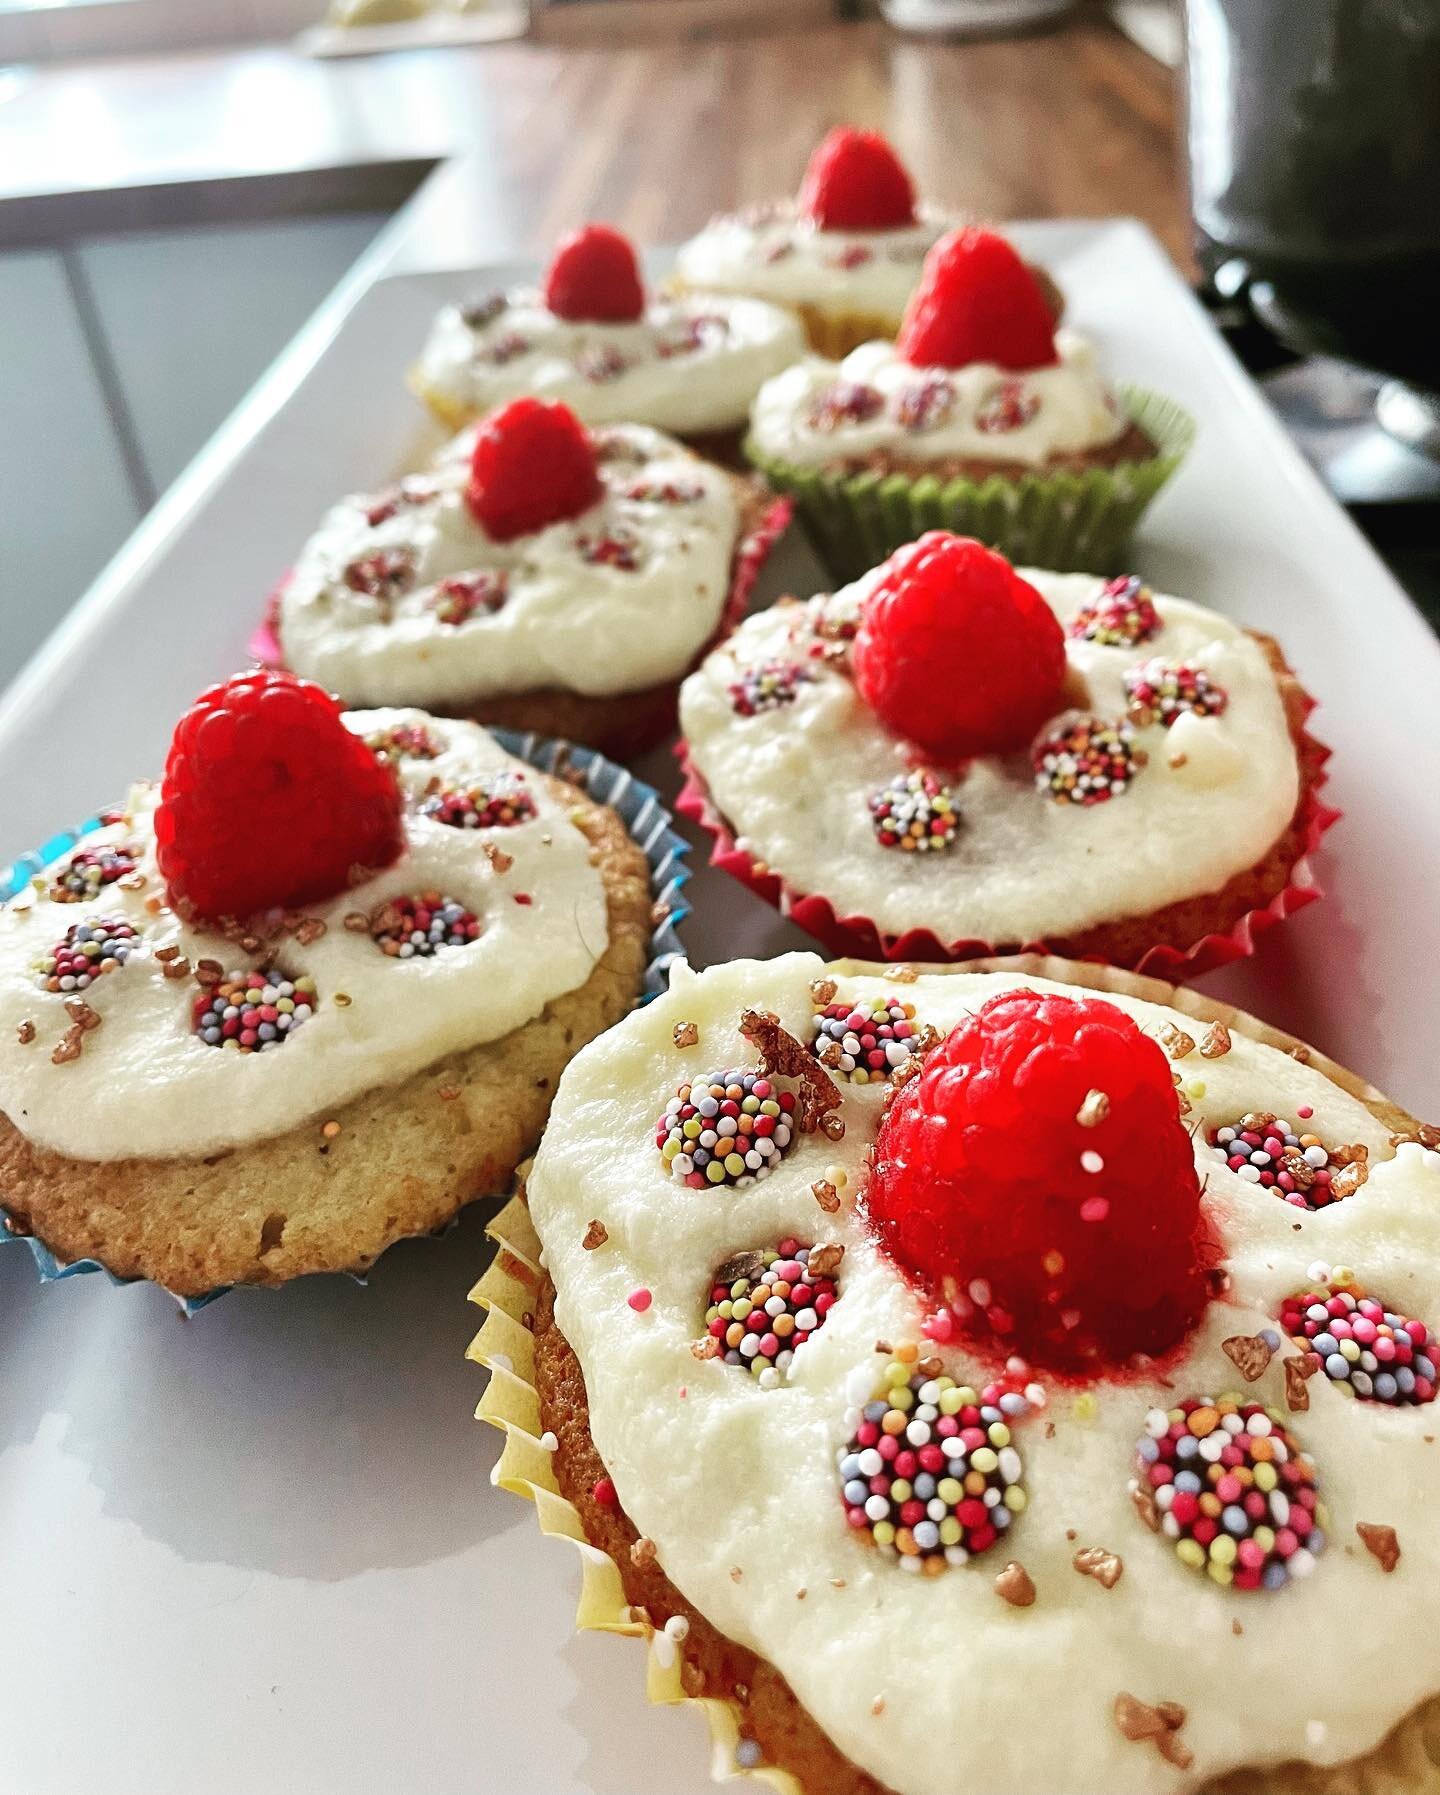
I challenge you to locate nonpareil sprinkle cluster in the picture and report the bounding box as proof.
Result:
[1032,715,1139,804]
[1210,1114,1344,1210]
[893,377,955,432]
[704,1243,838,1382]
[807,380,884,432]
[1135,1394,1326,1591]
[430,570,509,625]
[370,891,482,959]
[343,546,416,601]
[1280,1274,1436,1407]
[811,995,919,1082]
[422,776,536,829]
[485,331,530,366]
[365,722,441,762]
[975,378,1040,434]
[460,291,507,328]
[33,916,139,992]
[52,842,138,902]
[1068,575,1161,647]
[657,1069,797,1187]
[623,479,707,505]
[577,532,642,571]
[839,1351,1030,1573]
[363,478,435,527]
[193,969,318,1052]
[727,660,815,718]
[576,344,628,384]
[868,769,960,851]
[656,314,728,359]
[1124,658,1228,727]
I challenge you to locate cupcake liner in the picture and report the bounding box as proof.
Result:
[468,958,1433,1795]
[674,724,1340,981]
[745,385,1196,583]
[0,734,691,1312]
[247,497,793,758]
[467,1185,805,1795]
[663,274,903,363]
[791,301,904,360]
[406,366,475,436]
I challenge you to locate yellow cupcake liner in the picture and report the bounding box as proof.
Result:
[466,1187,803,1794]
[789,301,904,359]
[665,273,902,359]
[407,364,477,434]
[467,954,1438,1795]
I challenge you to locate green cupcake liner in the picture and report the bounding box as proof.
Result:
[744,385,1196,582]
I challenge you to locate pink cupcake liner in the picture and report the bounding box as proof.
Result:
[675,723,1340,982]
[248,497,794,692]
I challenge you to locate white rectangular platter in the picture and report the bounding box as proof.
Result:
[2,220,1438,1795]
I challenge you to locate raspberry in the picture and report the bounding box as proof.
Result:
[798,127,917,232]
[467,398,602,543]
[154,671,404,924]
[542,223,645,323]
[865,990,1211,1371]
[897,227,1059,372]
[851,533,1066,759]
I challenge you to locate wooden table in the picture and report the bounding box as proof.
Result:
[0,14,1189,267]
[395,13,1190,276]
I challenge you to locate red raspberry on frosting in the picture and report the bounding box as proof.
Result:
[865,989,1211,1372]
[542,223,646,323]
[154,671,404,924]
[897,226,1059,372]
[467,397,602,543]
[850,532,1066,759]
[798,127,918,232]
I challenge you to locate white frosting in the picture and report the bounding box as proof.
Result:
[528,954,1440,1795]
[278,424,742,705]
[414,289,803,435]
[678,569,1301,944]
[748,332,1128,469]
[675,204,952,321]
[0,713,609,1161]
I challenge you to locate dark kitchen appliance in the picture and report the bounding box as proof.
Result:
[1183,0,1440,454]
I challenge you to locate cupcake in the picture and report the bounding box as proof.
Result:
[674,127,970,358]
[0,672,654,1296]
[676,532,1334,975]
[410,224,803,461]
[269,398,788,761]
[473,949,1440,1795]
[745,225,1193,579]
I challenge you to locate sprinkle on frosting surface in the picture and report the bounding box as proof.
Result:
[747,331,1126,470]
[675,201,953,320]
[679,569,1300,944]
[279,423,743,707]
[0,711,607,1160]
[704,1243,839,1384]
[526,954,1440,1795]
[1134,1394,1327,1590]
[1279,1270,1436,1406]
[415,286,804,434]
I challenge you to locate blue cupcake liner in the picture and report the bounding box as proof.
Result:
[0,729,690,1313]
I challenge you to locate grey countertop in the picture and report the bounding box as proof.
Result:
[0,40,496,243]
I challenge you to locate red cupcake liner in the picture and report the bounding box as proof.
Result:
[675,720,1340,982]
[248,496,794,694]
